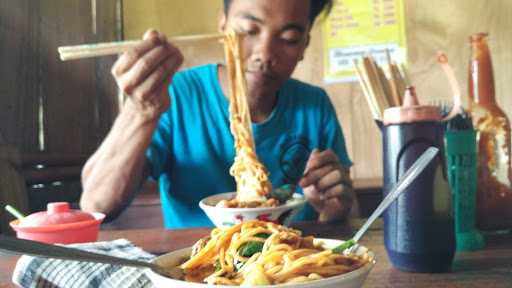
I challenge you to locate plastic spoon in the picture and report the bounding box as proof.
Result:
[0,235,183,279]
[333,147,440,254]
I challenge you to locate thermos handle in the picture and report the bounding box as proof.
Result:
[395,138,447,182]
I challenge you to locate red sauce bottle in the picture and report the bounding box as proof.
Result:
[468,33,512,231]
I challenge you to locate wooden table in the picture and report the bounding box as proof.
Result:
[1,221,512,288]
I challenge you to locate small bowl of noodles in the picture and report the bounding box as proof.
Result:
[199,187,307,228]
[145,220,375,288]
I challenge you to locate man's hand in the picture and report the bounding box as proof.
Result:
[111,29,183,121]
[299,149,354,223]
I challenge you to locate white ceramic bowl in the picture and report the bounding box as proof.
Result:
[199,192,307,228]
[146,238,375,288]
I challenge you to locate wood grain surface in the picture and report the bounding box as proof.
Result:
[1,221,511,288]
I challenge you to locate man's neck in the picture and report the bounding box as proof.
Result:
[217,64,277,123]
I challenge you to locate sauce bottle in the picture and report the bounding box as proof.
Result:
[468,33,512,231]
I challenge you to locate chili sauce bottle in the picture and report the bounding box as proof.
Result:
[468,33,512,231]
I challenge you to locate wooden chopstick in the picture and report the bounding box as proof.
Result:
[376,64,395,108]
[363,56,390,112]
[390,64,405,105]
[353,53,414,121]
[58,33,224,61]
[385,49,402,106]
[353,59,381,121]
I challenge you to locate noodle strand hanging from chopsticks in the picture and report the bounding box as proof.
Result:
[223,30,272,204]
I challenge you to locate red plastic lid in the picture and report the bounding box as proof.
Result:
[383,86,441,125]
[18,202,96,228]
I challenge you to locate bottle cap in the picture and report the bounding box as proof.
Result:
[383,86,441,125]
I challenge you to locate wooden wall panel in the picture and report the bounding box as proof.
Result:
[0,1,120,232]
[294,0,512,180]
[92,1,122,141]
[40,1,119,155]
[123,0,222,39]
[403,0,512,114]
[0,0,40,152]
[0,0,119,155]
[122,1,227,74]
[41,0,96,154]
[293,24,384,180]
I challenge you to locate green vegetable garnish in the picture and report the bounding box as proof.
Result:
[237,233,270,257]
[270,184,295,203]
[332,239,356,254]
[238,241,264,257]
[254,233,271,239]
[214,260,222,272]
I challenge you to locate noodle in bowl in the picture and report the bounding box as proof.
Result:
[146,238,375,288]
[199,192,307,228]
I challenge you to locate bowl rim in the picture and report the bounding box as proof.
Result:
[146,238,376,288]
[9,212,105,233]
[199,192,307,213]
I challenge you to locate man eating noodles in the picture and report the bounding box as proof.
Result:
[80,0,356,229]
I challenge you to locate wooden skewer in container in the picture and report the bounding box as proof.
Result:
[385,49,404,106]
[353,59,382,121]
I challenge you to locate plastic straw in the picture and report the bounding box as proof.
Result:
[5,205,25,220]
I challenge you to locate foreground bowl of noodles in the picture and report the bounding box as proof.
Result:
[199,192,307,228]
[146,221,375,288]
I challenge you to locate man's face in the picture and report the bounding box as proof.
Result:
[222,0,311,97]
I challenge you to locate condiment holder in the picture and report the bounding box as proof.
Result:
[9,202,105,244]
[382,87,455,272]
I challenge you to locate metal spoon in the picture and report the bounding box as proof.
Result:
[333,147,440,254]
[0,235,183,279]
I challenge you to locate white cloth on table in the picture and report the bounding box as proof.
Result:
[12,239,156,288]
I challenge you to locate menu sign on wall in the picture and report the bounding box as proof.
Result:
[322,0,407,83]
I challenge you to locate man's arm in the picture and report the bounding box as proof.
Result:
[80,105,157,217]
[80,30,183,217]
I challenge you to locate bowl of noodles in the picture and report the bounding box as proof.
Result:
[199,191,307,228]
[145,220,375,288]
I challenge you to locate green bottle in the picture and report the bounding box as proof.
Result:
[445,116,485,251]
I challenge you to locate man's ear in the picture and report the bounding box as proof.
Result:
[218,14,227,32]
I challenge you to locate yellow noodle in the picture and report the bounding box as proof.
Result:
[223,30,273,205]
[181,220,368,285]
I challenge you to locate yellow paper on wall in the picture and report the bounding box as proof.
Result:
[322,0,407,83]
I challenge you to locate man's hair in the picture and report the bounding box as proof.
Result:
[223,0,333,24]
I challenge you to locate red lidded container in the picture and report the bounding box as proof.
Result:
[10,202,105,244]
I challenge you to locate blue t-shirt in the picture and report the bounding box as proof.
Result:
[147,64,352,229]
